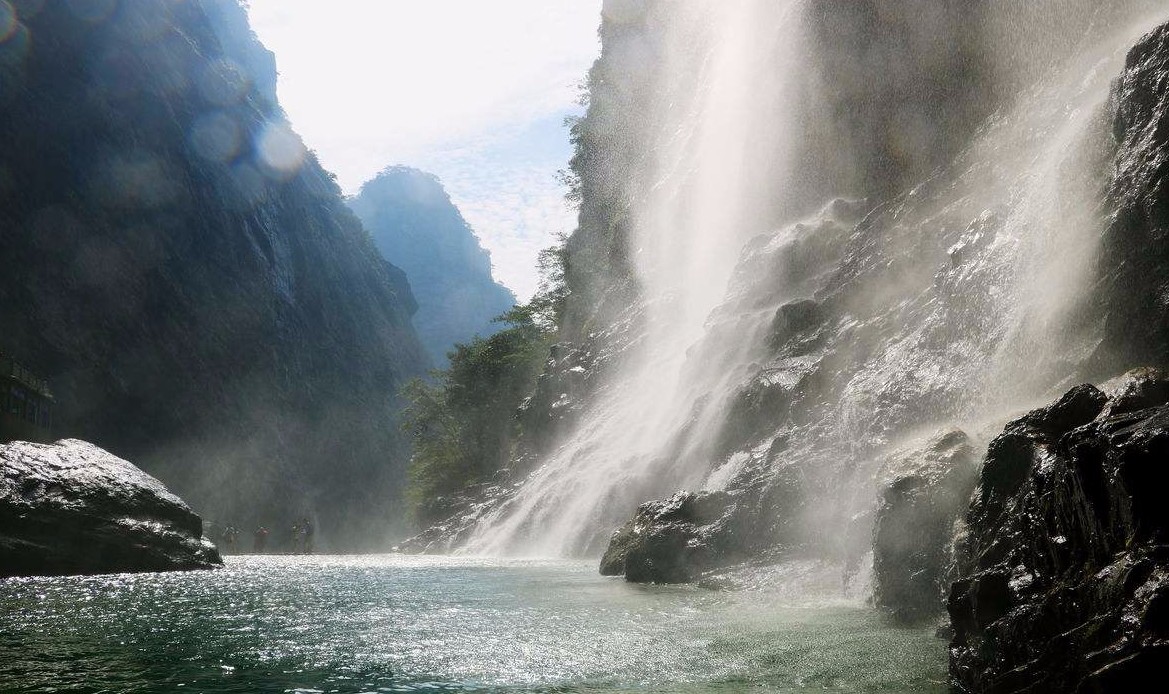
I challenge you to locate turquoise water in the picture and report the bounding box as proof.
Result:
[0,555,947,693]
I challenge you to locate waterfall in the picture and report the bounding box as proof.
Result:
[466,0,1169,559]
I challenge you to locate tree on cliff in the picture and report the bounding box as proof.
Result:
[401,241,566,525]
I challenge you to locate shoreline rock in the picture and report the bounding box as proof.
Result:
[948,371,1169,692]
[872,430,978,623]
[599,491,734,583]
[1,439,221,578]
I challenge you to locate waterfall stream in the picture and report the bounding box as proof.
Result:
[466,0,1169,560]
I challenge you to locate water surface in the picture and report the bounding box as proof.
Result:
[0,555,946,693]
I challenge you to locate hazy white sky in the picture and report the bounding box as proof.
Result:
[246,0,603,299]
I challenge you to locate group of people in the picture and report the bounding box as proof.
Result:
[212,517,314,555]
[290,518,314,554]
[218,525,242,552]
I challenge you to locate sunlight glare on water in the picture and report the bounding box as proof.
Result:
[0,555,946,693]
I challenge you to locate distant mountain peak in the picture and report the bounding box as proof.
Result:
[350,167,517,366]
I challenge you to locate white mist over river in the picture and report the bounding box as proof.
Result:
[0,556,944,693]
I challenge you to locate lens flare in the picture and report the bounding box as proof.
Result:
[256,122,306,179]
[0,1,17,43]
[189,111,242,163]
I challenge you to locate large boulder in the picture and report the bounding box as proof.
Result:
[599,491,734,583]
[948,371,1169,692]
[872,430,978,622]
[599,452,811,583]
[0,439,221,577]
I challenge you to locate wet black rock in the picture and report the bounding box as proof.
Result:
[948,371,1169,693]
[0,439,221,577]
[599,491,733,583]
[1098,21,1169,371]
[599,476,808,584]
[872,430,978,622]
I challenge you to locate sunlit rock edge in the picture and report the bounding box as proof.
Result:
[0,438,221,578]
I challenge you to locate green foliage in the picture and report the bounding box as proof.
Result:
[530,235,570,330]
[558,115,586,206]
[401,246,568,525]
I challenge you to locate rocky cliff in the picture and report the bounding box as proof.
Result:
[1095,19,1169,373]
[348,167,516,366]
[573,0,1169,581]
[0,0,427,546]
[942,21,1169,693]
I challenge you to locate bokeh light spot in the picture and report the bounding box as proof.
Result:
[256,122,306,179]
[0,1,18,43]
[190,112,242,163]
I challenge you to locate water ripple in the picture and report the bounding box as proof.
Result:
[0,555,945,693]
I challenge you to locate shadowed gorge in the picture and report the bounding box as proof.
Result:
[0,0,427,548]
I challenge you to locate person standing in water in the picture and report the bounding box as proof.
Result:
[289,521,301,554]
[220,525,238,554]
[301,517,314,554]
[253,526,269,554]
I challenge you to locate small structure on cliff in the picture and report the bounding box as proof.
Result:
[0,352,55,444]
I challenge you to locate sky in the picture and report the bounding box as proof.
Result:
[246,0,603,300]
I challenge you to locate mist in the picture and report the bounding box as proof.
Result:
[461,0,1169,570]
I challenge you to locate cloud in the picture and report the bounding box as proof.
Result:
[247,0,600,298]
[247,0,599,189]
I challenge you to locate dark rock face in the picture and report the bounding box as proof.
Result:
[1097,22,1169,372]
[599,471,806,583]
[0,439,221,577]
[872,430,978,622]
[948,372,1169,693]
[0,1,427,543]
[599,491,734,583]
[348,168,516,366]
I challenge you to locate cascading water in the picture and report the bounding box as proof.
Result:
[466,0,1169,560]
[466,0,810,557]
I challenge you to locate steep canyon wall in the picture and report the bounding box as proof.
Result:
[441,0,1169,584]
[0,0,428,546]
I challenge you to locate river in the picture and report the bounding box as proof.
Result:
[0,555,946,693]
